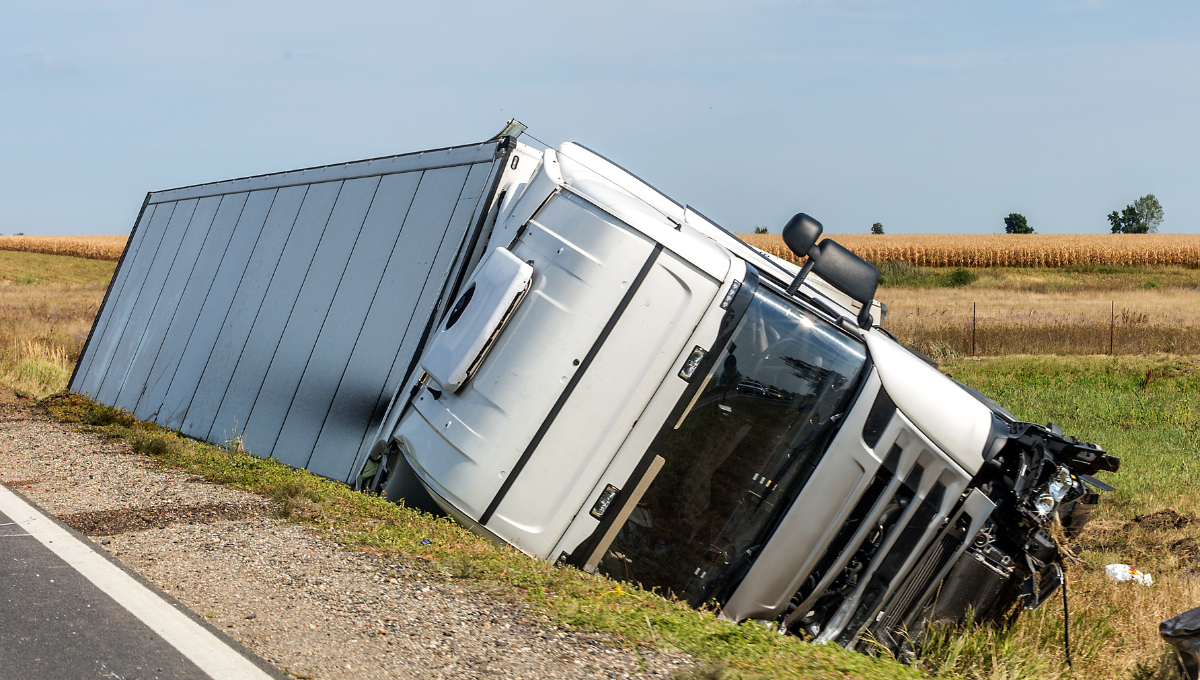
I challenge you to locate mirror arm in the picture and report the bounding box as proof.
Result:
[786,248,820,296]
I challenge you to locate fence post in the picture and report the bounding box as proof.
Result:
[1110,300,1114,355]
[972,302,977,356]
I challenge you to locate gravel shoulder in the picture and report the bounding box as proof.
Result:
[0,390,694,680]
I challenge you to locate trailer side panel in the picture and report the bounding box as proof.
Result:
[71,141,510,481]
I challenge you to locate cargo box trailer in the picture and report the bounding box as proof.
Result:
[73,123,1119,653]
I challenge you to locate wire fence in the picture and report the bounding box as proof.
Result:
[885,302,1200,358]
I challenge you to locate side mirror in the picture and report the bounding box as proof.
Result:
[779,213,880,329]
[811,239,880,328]
[782,213,823,297]
[781,213,823,258]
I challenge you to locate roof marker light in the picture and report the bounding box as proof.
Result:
[720,280,742,309]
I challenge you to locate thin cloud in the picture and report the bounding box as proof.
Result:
[25,53,78,74]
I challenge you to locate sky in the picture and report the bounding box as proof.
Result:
[2,1,1198,236]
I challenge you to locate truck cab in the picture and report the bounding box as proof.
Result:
[370,141,1117,651]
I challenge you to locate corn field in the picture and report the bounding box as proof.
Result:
[740,233,1200,268]
[0,235,127,261]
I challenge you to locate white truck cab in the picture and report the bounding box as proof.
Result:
[368,140,1119,650]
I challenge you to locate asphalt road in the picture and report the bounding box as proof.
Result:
[0,484,283,680]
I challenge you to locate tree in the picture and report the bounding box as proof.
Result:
[1108,207,1143,233]
[753,226,769,234]
[871,222,884,234]
[1134,194,1164,233]
[1004,213,1033,234]
[1109,194,1163,233]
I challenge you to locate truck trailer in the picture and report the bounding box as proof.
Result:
[72,125,1119,653]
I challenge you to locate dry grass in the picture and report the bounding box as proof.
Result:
[942,355,1200,680]
[920,559,1200,680]
[879,286,1200,357]
[0,234,127,261]
[741,233,1200,268]
[0,252,113,397]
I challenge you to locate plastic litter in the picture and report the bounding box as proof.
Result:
[1105,563,1153,585]
[1160,606,1200,680]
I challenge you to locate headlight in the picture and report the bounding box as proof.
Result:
[1034,492,1057,516]
[1032,466,1074,517]
[1048,466,1073,503]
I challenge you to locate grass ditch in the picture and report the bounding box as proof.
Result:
[937,355,1200,680]
[42,391,917,680]
[42,354,1200,679]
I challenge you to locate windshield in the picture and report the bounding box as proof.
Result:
[599,285,868,605]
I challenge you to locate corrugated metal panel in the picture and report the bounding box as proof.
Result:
[72,140,512,482]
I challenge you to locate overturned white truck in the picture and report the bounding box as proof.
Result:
[73,126,1119,653]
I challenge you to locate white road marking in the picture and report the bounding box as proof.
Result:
[0,483,275,680]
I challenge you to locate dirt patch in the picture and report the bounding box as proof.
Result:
[59,501,267,536]
[1172,537,1200,567]
[0,390,25,403]
[1133,509,1193,530]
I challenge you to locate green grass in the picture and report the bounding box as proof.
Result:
[873,261,978,288]
[40,354,1199,679]
[944,355,1199,517]
[0,250,115,285]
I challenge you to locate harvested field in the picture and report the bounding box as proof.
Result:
[878,285,1200,357]
[0,251,114,397]
[740,233,1200,268]
[0,234,127,261]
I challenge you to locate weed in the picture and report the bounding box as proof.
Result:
[918,620,1055,680]
[940,268,977,287]
[874,260,927,287]
[223,421,248,456]
[127,430,189,459]
[1129,652,1181,680]
[448,557,480,579]
[913,342,954,364]
[867,262,977,289]
[268,478,317,519]
[0,249,117,284]
[43,393,137,427]
[17,358,67,392]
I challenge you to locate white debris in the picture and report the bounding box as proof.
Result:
[1106,563,1153,585]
